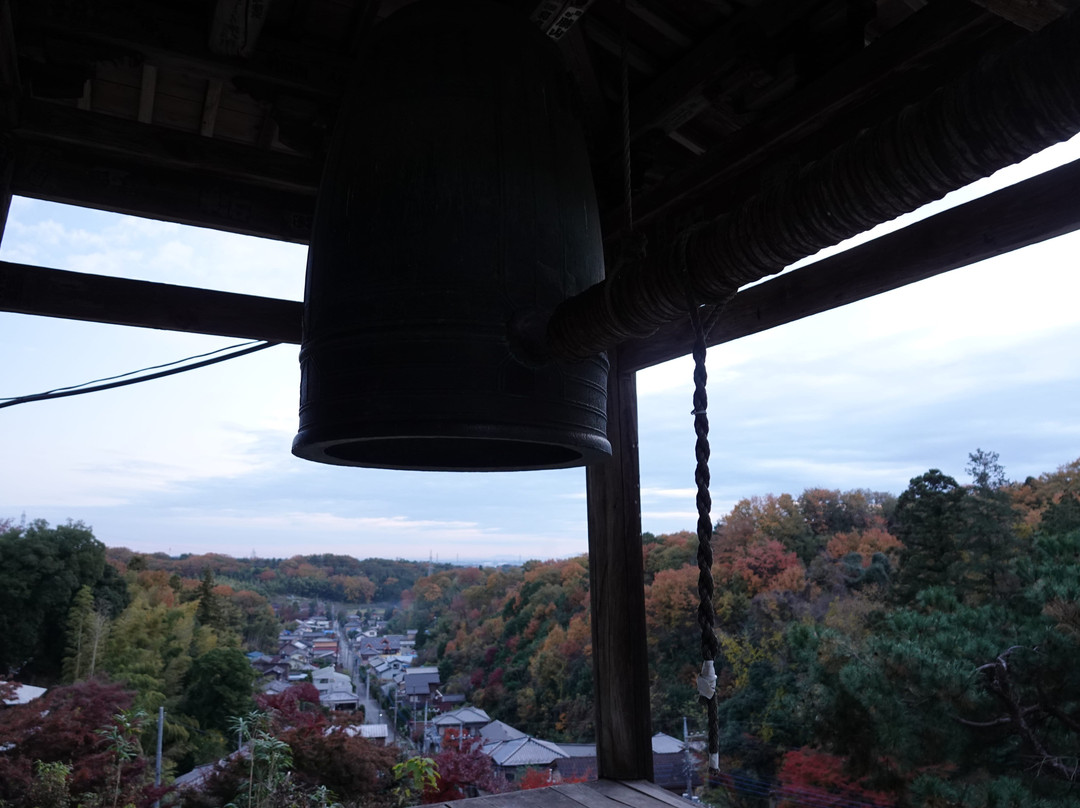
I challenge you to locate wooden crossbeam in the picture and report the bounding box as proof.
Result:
[619,156,1080,371]
[0,260,303,343]
[5,156,1078,369]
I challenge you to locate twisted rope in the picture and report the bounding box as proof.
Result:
[677,231,734,773]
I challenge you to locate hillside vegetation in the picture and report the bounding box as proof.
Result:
[4,451,1080,806]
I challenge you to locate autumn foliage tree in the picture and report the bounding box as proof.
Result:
[0,679,163,807]
[423,732,505,802]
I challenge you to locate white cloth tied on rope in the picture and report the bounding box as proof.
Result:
[696,660,717,699]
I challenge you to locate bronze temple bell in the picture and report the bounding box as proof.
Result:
[292,2,611,472]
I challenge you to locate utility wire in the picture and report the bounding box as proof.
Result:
[0,340,280,410]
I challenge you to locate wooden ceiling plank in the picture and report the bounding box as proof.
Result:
[0,260,303,343]
[10,141,314,243]
[14,99,320,195]
[619,156,1080,371]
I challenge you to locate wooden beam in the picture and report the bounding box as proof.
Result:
[0,260,303,343]
[15,100,320,195]
[10,141,314,243]
[8,152,1077,366]
[620,155,1080,371]
[587,349,654,781]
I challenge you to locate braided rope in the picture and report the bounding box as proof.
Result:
[677,231,730,773]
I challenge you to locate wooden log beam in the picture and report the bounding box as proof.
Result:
[620,155,1080,372]
[10,140,315,243]
[0,260,303,343]
[587,349,654,782]
[14,100,320,195]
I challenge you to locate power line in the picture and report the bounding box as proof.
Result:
[0,340,280,409]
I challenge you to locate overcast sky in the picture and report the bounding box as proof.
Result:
[3,135,1080,563]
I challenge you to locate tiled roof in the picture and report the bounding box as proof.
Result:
[484,737,568,767]
[480,720,527,743]
[651,732,685,754]
[433,706,492,726]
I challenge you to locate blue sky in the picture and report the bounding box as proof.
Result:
[3,136,1080,562]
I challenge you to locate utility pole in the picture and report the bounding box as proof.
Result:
[154,707,164,808]
[683,716,693,799]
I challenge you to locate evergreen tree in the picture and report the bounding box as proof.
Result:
[892,469,966,602]
[195,568,223,630]
[962,449,1020,600]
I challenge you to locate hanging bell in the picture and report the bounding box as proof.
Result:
[292,1,611,472]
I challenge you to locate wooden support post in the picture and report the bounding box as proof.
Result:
[587,347,654,781]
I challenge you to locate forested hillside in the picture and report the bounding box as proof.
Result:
[4,451,1080,806]
[393,452,1080,806]
[104,548,451,605]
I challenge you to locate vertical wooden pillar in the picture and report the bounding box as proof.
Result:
[587,346,654,781]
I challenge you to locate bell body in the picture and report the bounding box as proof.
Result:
[293,1,610,471]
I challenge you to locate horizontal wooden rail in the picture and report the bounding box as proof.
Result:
[0,260,302,343]
[4,155,1080,364]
